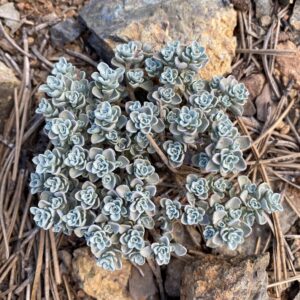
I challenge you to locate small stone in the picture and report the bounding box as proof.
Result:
[255,83,273,122]
[50,17,84,47]
[230,0,250,11]
[0,62,20,133]
[280,124,290,135]
[129,264,158,300]
[276,41,300,88]
[0,3,21,33]
[58,250,72,273]
[260,15,272,27]
[28,37,35,46]
[290,0,300,31]
[241,73,265,117]
[164,258,186,298]
[181,253,270,300]
[72,248,132,300]
[79,0,237,80]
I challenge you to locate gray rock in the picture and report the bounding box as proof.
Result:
[129,264,158,300]
[291,0,300,31]
[164,258,186,298]
[50,18,84,47]
[254,0,273,18]
[181,253,270,300]
[0,3,21,33]
[79,0,237,80]
[0,62,20,133]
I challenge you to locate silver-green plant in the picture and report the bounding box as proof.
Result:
[30,43,283,271]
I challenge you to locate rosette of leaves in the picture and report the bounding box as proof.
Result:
[36,98,59,119]
[185,174,209,204]
[145,57,163,77]
[116,179,156,228]
[159,198,182,231]
[181,203,209,226]
[85,224,119,258]
[112,41,144,67]
[157,41,181,66]
[32,148,64,175]
[30,206,56,230]
[205,136,250,176]
[39,191,68,212]
[191,152,209,169]
[151,86,182,107]
[163,140,186,168]
[75,181,100,210]
[126,158,159,185]
[217,75,249,115]
[86,147,129,188]
[179,41,208,71]
[167,106,209,144]
[126,68,152,90]
[96,249,123,271]
[119,225,145,256]
[64,145,88,178]
[126,101,165,135]
[91,62,125,102]
[210,111,239,141]
[141,235,187,266]
[189,90,217,112]
[45,110,79,147]
[101,190,128,222]
[237,176,283,225]
[44,174,70,193]
[52,57,76,77]
[88,101,127,143]
[39,73,68,99]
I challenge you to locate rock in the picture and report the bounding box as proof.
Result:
[260,15,272,27]
[50,18,84,47]
[72,248,132,300]
[129,264,158,300]
[181,253,270,300]
[255,83,273,122]
[242,73,265,117]
[0,62,20,133]
[279,187,300,234]
[294,291,300,300]
[79,0,237,80]
[276,41,300,87]
[230,0,250,11]
[0,3,21,33]
[58,250,72,273]
[291,0,300,31]
[164,258,186,298]
[254,0,273,18]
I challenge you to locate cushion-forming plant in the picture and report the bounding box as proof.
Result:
[30,41,283,271]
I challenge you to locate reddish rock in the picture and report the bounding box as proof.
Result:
[276,41,300,88]
[181,253,269,300]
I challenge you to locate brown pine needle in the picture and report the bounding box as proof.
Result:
[31,230,45,300]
